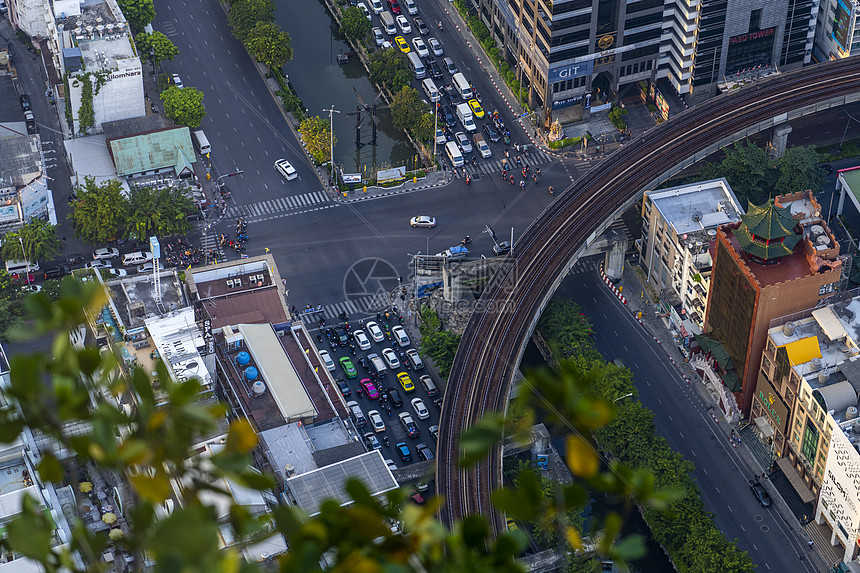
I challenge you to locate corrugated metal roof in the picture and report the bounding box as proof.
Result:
[782,336,821,366]
[108,127,195,176]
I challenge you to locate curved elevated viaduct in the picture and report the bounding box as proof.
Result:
[437,56,860,532]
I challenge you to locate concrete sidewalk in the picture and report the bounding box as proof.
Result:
[335,170,453,203]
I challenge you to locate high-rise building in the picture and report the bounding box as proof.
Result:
[703,191,842,418]
[813,0,860,60]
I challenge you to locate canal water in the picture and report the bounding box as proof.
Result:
[276,0,416,176]
[521,340,676,572]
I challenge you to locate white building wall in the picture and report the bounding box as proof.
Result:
[68,57,145,134]
[816,422,860,563]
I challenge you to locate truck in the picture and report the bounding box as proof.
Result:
[456,103,476,132]
[435,245,469,259]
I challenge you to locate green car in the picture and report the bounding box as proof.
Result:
[340,356,357,378]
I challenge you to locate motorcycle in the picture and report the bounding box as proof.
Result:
[461,235,471,245]
[316,333,323,343]
[465,175,471,185]
[382,435,390,447]
[339,310,349,321]
[68,255,85,265]
[438,21,443,32]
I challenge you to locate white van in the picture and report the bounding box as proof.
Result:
[380,11,397,35]
[4,259,38,274]
[452,72,473,99]
[421,78,440,102]
[122,251,153,266]
[445,141,464,167]
[193,130,211,155]
[407,52,425,79]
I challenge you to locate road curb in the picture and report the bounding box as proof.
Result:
[598,263,627,304]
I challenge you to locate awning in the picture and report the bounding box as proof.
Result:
[754,416,775,439]
[813,306,848,341]
[776,457,816,504]
[782,336,821,366]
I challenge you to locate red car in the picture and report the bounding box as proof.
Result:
[388,0,401,13]
[361,378,379,399]
[13,272,35,284]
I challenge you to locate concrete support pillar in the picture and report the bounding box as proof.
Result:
[770,124,792,158]
[603,231,627,281]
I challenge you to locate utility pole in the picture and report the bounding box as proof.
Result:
[433,102,439,157]
[322,105,340,189]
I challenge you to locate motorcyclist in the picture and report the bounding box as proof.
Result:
[549,186,554,196]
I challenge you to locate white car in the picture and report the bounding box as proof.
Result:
[410,215,436,228]
[353,329,371,350]
[138,262,154,273]
[384,458,398,472]
[411,397,429,420]
[382,347,400,369]
[396,14,411,34]
[171,74,183,88]
[411,37,429,58]
[106,268,128,277]
[368,409,386,433]
[428,37,443,56]
[372,27,385,46]
[357,1,371,19]
[86,260,112,270]
[92,247,119,260]
[275,158,297,181]
[435,128,446,145]
[392,325,411,347]
[404,0,418,15]
[371,0,384,13]
[319,349,336,371]
[366,321,385,342]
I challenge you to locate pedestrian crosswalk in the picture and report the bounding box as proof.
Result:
[570,255,602,275]
[452,150,555,178]
[298,293,393,327]
[227,191,331,219]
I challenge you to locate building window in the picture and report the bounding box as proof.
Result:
[801,422,819,465]
[749,9,762,32]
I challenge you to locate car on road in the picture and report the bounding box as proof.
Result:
[274,158,297,180]
[396,14,411,33]
[411,397,430,420]
[368,410,386,432]
[403,0,417,15]
[138,262,155,273]
[493,241,512,256]
[506,517,519,532]
[364,432,381,450]
[340,356,357,378]
[385,458,398,472]
[348,400,366,427]
[319,349,336,371]
[357,1,371,19]
[333,325,349,345]
[435,128,447,145]
[483,123,501,143]
[428,37,443,56]
[440,104,456,126]
[336,378,351,397]
[411,37,429,58]
[370,0,384,12]
[86,260,112,270]
[397,371,415,392]
[416,442,433,461]
[416,480,429,492]
[92,247,119,260]
[443,57,458,75]
[366,321,385,342]
[387,388,403,407]
[406,349,424,370]
[171,74,183,88]
[428,425,438,442]
[361,378,379,399]
[433,397,443,410]
[372,27,385,46]
[750,482,772,507]
[455,131,472,153]
[105,268,128,278]
[12,272,35,284]
[396,441,412,462]
[468,99,485,118]
[19,94,31,111]
[394,35,410,53]
[399,412,420,438]
[387,0,401,13]
[21,284,42,294]
[414,16,429,35]
[410,215,436,228]
[382,348,400,368]
[43,265,71,280]
[428,59,443,80]
[392,325,411,347]
[353,329,371,350]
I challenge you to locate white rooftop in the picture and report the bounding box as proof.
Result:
[648,178,743,235]
[63,135,130,196]
[144,307,212,393]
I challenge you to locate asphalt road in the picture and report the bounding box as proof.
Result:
[559,262,816,572]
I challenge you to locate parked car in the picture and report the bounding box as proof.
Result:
[137,262,154,273]
[171,74,183,88]
[19,93,31,111]
[86,260,112,270]
[366,321,385,342]
[319,349,336,371]
[428,425,439,442]
[43,265,71,279]
[382,348,401,369]
[385,458,398,472]
[92,247,119,260]
[105,268,128,278]
[750,482,772,507]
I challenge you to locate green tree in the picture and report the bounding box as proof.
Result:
[299,115,334,164]
[0,271,24,341]
[227,0,275,42]
[69,177,130,243]
[244,22,293,70]
[340,6,372,41]
[775,146,825,194]
[117,0,156,35]
[135,31,180,70]
[126,186,194,240]
[701,140,772,205]
[40,278,62,301]
[368,48,412,92]
[160,86,206,128]
[0,219,61,264]
[415,112,436,143]
[390,86,427,133]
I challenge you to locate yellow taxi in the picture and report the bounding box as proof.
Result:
[395,36,410,53]
[397,371,415,392]
[468,98,484,118]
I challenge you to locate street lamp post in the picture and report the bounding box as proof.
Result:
[215,170,244,192]
[613,392,633,404]
[322,106,340,190]
[18,236,29,273]
[407,252,421,327]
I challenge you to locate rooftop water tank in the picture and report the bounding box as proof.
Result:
[783,321,795,336]
[854,419,860,435]
[252,380,266,395]
[817,235,831,247]
[847,406,859,420]
[244,366,258,381]
[236,351,251,366]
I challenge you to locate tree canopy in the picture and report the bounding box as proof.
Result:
[135,31,180,69]
[116,0,156,35]
[126,185,195,240]
[0,219,61,264]
[69,178,130,244]
[299,115,334,165]
[368,48,413,93]
[244,22,293,70]
[227,0,276,42]
[160,86,206,128]
[340,6,372,41]
[390,86,428,134]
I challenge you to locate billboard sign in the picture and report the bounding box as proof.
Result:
[376,166,406,183]
[341,173,362,184]
[552,96,580,110]
[754,371,789,432]
[833,0,852,52]
[0,204,20,225]
[548,59,594,85]
[819,427,860,541]
[20,178,48,220]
